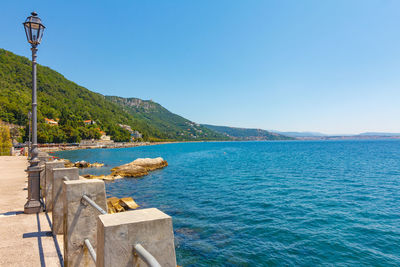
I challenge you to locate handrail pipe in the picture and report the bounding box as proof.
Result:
[134,244,162,267]
[84,238,96,263]
[81,194,107,215]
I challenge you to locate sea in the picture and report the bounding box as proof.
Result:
[54,140,400,266]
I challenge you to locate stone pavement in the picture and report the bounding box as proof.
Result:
[0,156,63,266]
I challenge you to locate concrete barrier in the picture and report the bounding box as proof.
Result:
[40,167,46,200]
[96,208,176,267]
[63,179,107,267]
[38,154,52,199]
[44,161,65,211]
[52,167,79,235]
[38,151,53,163]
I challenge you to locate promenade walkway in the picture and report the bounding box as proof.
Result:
[0,156,63,266]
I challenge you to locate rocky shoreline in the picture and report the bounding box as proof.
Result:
[57,157,169,214]
[64,159,104,168]
[82,157,168,181]
[41,141,175,153]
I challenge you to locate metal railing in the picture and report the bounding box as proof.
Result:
[84,239,97,262]
[81,194,107,215]
[80,195,103,264]
[79,193,161,266]
[134,244,162,267]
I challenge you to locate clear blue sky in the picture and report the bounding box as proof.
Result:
[2,0,400,134]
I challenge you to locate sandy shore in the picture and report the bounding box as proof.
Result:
[0,156,63,266]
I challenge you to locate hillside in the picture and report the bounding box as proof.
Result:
[0,48,228,142]
[0,49,148,142]
[107,96,228,141]
[202,124,294,141]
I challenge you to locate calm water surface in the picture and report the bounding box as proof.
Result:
[55,140,400,266]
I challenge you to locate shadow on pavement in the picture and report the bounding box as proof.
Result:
[22,212,64,267]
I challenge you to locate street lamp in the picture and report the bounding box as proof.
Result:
[23,12,45,214]
[28,111,32,159]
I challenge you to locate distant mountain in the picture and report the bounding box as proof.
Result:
[202,124,294,140]
[359,132,400,137]
[268,131,400,140]
[272,131,400,139]
[106,96,229,141]
[271,131,327,137]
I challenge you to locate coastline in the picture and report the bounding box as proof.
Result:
[38,141,176,153]
[39,137,400,154]
[39,139,242,153]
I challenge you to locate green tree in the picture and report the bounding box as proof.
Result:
[0,123,12,156]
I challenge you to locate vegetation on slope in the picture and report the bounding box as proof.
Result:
[202,124,294,141]
[0,122,12,155]
[0,48,290,144]
[0,48,228,143]
[0,49,140,142]
[106,96,229,141]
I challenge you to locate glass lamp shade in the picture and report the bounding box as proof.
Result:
[23,12,45,45]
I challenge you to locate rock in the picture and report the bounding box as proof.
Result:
[82,174,115,181]
[90,162,104,168]
[111,164,148,177]
[110,157,168,178]
[63,159,74,168]
[107,197,124,213]
[74,160,90,168]
[82,157,167,180]
[107,197,139,214]
[63,160,105,168]
[131,157,168,171]
[120,197,139,210]
[82,174,103,179]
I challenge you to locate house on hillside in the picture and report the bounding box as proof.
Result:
[132,130,142,140]
[119,124,142,141]
[99,131,111,141]
[45,118,58,126]
[84,120,96,125]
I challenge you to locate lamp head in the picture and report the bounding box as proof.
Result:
[23,12,45,46]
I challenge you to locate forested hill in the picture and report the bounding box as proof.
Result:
[202,124,294,141]
[106,96,228,141]
[0,48,227,142]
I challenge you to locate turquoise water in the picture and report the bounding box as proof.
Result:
[55,140,400,266]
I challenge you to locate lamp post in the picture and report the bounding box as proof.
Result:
[23,12,45,214]
[28,111,32,159]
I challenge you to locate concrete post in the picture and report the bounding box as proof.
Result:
[24,163,43,213]
[44,161,65,211]
[38,151,52,163]
[96,208,177,267]
[52,167,79,235]
[40,164,45,192]
[63,179,107,267]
